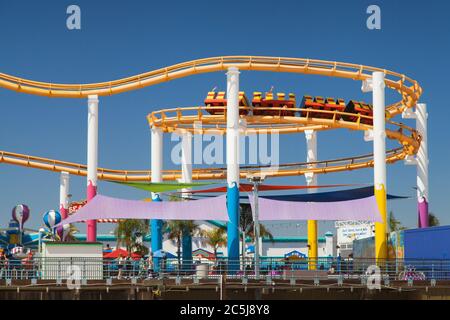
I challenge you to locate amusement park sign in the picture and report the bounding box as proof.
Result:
[68,200,87,214]
[68,200,119,223]
[335,221,375,246]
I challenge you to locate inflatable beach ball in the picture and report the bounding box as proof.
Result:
[43,210,62,229]
[56,224,71,241]
[12,204,30,228]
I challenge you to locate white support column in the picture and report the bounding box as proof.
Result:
[305,130,318,268]
[415,104,429,199]
[180,131,193,198]
[151,127,163,187]
[59,172,70,220]
[87,95,99,242]
[226,67,240,187]
[373,73,387,193]
[402,103,429,227]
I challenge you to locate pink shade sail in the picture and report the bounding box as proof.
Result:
[57,194,228,226]
[249,195,382,222]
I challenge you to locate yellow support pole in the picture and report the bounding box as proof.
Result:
[374,185,388,260]
[307,220,318,270]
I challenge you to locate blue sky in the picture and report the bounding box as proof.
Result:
[0,0,449,236]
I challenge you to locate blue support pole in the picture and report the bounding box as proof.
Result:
[227,183,240,271]
[151,195,163,272]
[181,232,192,271]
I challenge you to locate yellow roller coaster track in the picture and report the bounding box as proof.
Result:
[0,108,420,182]
[0,56,421,116]
[0,56,422,181]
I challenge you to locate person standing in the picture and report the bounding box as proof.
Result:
[147,254,154,278]
[0,251,6,279]
[117,254,125,280]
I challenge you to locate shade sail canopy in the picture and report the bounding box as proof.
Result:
[110,181,213,193]
[262,186,408,202]
[249,194,382,222]
[58,194,228,226]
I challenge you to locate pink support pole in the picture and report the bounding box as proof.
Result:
[87,180,97,241]
[418,198,429,228]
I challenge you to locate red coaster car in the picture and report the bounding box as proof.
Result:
[252,92,296,116]
[300,96,348,119]
[343,100,374,125]
[204,91,250,115]
[300,95,327,118]
[323,97,346,119]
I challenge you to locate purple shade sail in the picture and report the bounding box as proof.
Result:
[57,194,228,226]
[248,195,382,222]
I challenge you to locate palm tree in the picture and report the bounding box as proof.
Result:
[389,211,406,232]
[164,220,202,267]
[203,227,227,258]
[54,224,79,242]
[65,224,79,242]
[239,204,274,264]
[428,212,440,227]
[248,224,274,241]
[115,219,149,256]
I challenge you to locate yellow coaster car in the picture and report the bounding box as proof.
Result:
[204,91,250,115]
[343,100,374,125]
[300,95,346,119]
[252,92,296,116]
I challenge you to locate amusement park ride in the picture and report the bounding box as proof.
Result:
[0,205,70,258]
[0,56,427,265]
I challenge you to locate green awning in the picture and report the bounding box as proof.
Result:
[110,181,214,193]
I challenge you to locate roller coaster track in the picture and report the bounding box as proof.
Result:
[0,56,421,116]
[0,147,407,182]
[0,108,420,182]
[0,56,422,181]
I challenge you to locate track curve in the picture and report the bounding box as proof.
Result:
[0,56,422,182]
[0,56,421,117]
[0,108,420,182]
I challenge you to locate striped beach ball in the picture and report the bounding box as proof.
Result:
[43,210,62,229]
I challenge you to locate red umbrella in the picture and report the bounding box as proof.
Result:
[103,248,141,260]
